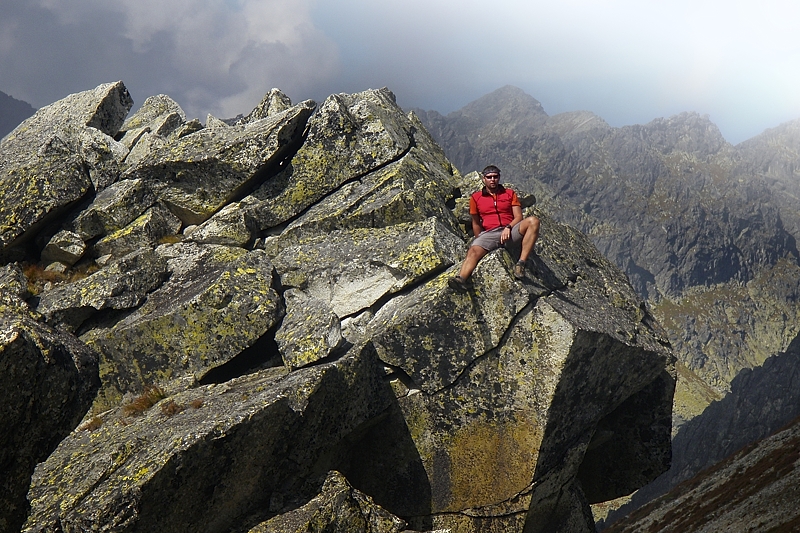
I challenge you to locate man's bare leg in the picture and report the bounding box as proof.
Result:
[512,216,540,279]
[518,216,540,262]
[458,245,489,280]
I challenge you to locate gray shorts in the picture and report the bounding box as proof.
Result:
[472,225,523,254]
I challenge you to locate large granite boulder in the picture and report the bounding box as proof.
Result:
[82,245,284,410]
[67,178,157,241]
[92,202,182,259]
[267,144,462,250]
[345,214,675,533]
[24,344,392,533]
[35,248,169,332]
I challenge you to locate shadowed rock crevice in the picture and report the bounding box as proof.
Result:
[334,398,434,527]
[601,331,800,529]
[197,321,284,386]
[224,113,314,208]
[578,369,675,503]
[523,326,674,532]
[380,361,422,395]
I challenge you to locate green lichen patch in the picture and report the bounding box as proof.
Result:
[81,249,284,410]
[247,89,416,231]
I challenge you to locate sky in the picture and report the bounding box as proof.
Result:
[2,0,799,144]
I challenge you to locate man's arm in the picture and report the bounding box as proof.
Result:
[509,205,524,227]
[471,214,484,237]
[500,206,524,244]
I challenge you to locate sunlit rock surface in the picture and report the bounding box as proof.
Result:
[1,82,675,533]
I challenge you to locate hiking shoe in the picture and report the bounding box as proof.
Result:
[513,260,526,279]
[448,275,471,292]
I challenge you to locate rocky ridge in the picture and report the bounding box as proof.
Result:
[0,82,674,533]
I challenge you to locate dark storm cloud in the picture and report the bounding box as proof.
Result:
[0,0,338,120]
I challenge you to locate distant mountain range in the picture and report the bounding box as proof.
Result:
[415,85,800,528]
[0,90,36,139]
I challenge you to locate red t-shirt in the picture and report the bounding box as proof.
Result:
[469,185,520,231]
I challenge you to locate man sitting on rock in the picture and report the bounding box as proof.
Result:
[449,165,540,292]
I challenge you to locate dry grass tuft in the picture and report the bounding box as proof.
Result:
[22,262,101,295]
[160,400,186,416]
[81,416,104,432]
[121,384,166,417]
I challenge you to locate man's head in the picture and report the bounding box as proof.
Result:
[481,165,501,191]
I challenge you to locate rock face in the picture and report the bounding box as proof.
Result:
[1,82,674,533]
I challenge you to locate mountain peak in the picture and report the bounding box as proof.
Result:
[0,90,36,139]
[456,84,547,122]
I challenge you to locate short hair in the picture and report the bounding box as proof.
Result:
[482,165,501,176]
